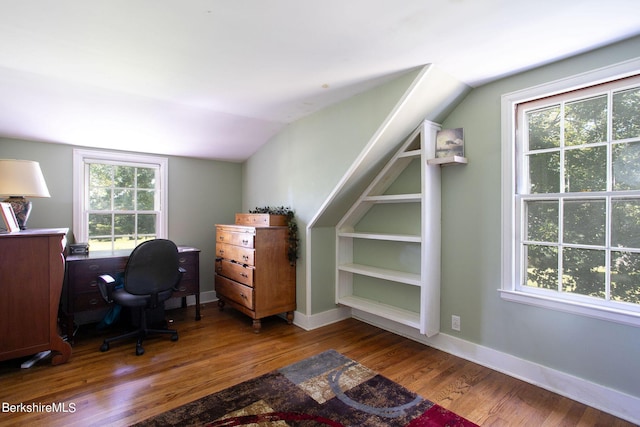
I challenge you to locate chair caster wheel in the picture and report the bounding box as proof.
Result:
[171,334,178,342]
[136,346,145,356]
[100,342,109,352]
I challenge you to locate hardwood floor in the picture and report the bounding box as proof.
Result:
[0,303,633,426]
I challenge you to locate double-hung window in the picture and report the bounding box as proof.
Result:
[501,60,640,326]
[73,149,168,251]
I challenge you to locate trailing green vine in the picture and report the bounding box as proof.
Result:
[249,206,298,265]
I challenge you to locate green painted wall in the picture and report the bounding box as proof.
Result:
[242,69,422,314]
[242,35,640,398]
[438,36,640,397]
[0,138,243,294]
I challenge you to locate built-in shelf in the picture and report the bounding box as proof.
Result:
[427,156,468,166]
[337,295,421,329]
[337,232,421,243]
[427,155,468,166]
[362,194,422,203]
[336,120,441,337]
[338,263,422,286]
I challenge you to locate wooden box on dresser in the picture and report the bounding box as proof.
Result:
[215,220,295,333]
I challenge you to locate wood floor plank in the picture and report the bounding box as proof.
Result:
[0,303,633,426]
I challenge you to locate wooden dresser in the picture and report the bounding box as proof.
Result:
[215,215,295,333]
[0,228,72,365]
[62,246,200,341]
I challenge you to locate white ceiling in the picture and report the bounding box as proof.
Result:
[1,1,639,162]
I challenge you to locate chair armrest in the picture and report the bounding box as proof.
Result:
[97,274,117,303]
[172,267,187,291]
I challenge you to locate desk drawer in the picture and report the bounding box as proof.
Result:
[73,291,109,312]
[178,253,198,281]
[215,259,254,286]
[215,243,255,266]
[67,258,127,292]
[215,275,254,310]
[174,278,197,296]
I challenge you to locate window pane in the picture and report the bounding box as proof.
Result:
[611,251,640,304]
[613,141,640,191]
[527,105,560,150]
[114,165,135,187]
[564,146,607,192]
[114,189,135,210]
[524,245,558,290]
[137,214,156,235]
[137,168,156,188]
[137,189,155,210]
[564,95,607,146]
[87,236,113,252]
[528,151,560,193]
[114,213,135,235]
[563,199,606,246]
[526,200,558,242]
[88,213,112,237]
[114,236,136,251]
[613,87,640,140]
[89,187,111,210]
[611,199,640,248]
[562,247,605,298]
[89,164,113,187]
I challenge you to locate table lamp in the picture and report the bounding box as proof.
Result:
[0,159,51,229]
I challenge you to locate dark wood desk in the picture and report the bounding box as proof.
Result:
[0,229,72,365]
[61,246,200,341]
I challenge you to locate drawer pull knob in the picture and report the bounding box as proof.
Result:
[89,298,99,305]
[242,239,249,245]
[179,286,186,291]
[242,255,249,261]
[241,273,248,278]
[89,264,100,271]
[179,257,186,263]
[219,236,224,241]
[218,250,224,255]
[90,281,97,287]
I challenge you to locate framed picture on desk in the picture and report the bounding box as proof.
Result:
[0,202,20,232]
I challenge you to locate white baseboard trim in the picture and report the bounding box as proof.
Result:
[350,309,640,425]
[291,305,352,331]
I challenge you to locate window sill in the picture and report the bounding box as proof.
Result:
[499,290,640,328]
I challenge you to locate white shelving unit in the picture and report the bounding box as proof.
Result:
[336,120,442,337]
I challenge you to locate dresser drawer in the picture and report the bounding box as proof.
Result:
[215,242,255,265]
[215,258,254,286]
[216,229,255,249]
[215,275,254,310]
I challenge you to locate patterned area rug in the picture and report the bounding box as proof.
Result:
[135,349,478,426]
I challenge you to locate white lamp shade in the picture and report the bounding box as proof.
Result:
[0,159,51,197]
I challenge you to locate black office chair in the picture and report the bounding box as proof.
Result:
[97,239,184,356]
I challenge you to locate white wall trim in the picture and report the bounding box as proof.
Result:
[349,309,640,425]
[291,306,352,331]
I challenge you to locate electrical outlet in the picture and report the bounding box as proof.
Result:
[451,315,461,331]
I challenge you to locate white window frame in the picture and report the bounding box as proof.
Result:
[73,149,168,247]
[501,58,640,328]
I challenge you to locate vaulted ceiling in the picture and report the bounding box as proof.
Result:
[1,1,639,161]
